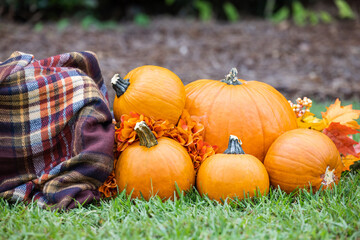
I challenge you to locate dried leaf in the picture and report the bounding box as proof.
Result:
[322,122,359,156]
[341,154,360,172]
[297,112,326,131]
[322,99,360,129]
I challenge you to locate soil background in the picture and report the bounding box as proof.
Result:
[1,17,359,106]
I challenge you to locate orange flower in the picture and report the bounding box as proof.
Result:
[99,109,217,198]
[98,172,118,198]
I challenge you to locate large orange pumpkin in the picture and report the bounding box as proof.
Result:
[196,135,269,202]
[185,68,297,161]
[112,65,185,124]
[264,128,343,193]
[115,121,195,200]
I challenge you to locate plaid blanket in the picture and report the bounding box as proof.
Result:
[0,51,114,209]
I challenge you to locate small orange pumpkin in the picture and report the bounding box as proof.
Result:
[264,128,343,193]
[112,65,185,124]
[196,135,269,202]
[185,68,297,161]
[115,121,195,200]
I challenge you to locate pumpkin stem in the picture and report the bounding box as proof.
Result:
[224,135,245,154]
[321,166,336,186]
[134,121,158,148]
[220,68,242,85]
[111,74,130,98]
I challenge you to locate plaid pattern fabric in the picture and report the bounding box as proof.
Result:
[0,51,114,209]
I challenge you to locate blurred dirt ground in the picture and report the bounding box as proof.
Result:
[1,17,359,106]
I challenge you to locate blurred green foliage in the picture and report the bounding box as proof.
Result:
[57,18,70,31]
[223,2,240,22]
[319,11,333,23]
[194,0,212,21]
[134,13,151,26]
[292,1,308,26]
[271,6,290,23]
[0,0,357,24]
[335,0,356,19]
[269,0,355,26]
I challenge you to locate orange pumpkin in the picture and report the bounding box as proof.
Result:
[115,121,195,200]
[264,128,343,193]
[196,135,269,202]
[112,65,185,124]
[185,68,297,161]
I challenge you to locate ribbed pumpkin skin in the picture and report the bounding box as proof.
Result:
[185,80,297,161]
[113,65,185,124]
[115,138,195,200]
[196,154,269,201]
[264,128,342,193]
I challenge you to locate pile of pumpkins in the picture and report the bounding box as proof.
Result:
[112,65,343,202]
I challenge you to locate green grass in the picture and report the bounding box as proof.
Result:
[1,172,360,239]
[1,100,360,239]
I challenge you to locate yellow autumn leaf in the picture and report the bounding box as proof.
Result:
[322,99,360,129]
[297,112,326,131]
[341,154,360,172]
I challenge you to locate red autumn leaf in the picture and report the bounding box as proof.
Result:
[322,122,359,156]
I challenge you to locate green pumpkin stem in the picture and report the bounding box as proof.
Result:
[224,135,245,154]
[111,73,130,98]
[134,121,158,148]
[220,68,242,85]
